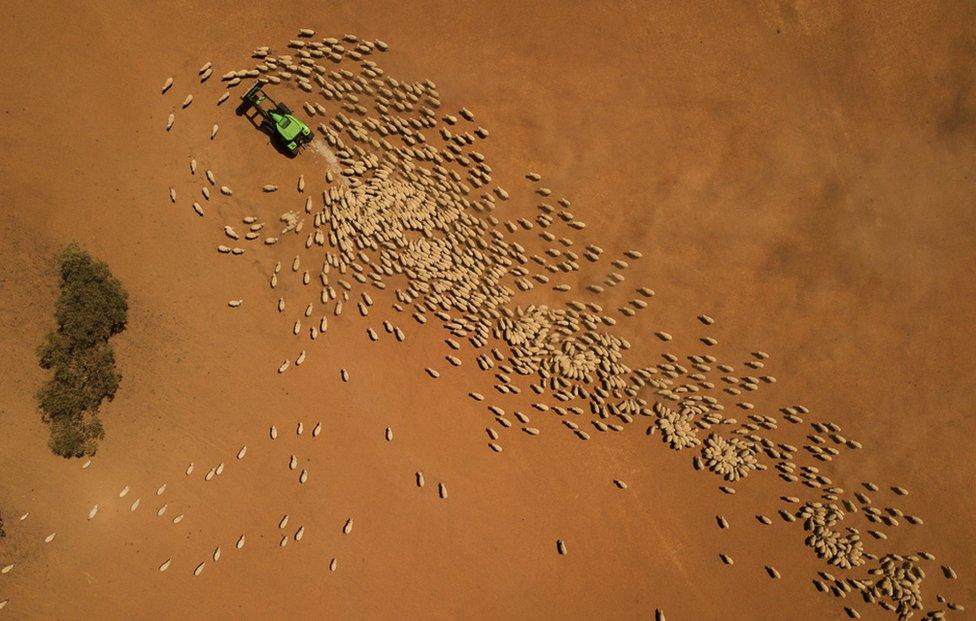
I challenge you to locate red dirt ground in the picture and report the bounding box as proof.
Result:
[1,1,974,619]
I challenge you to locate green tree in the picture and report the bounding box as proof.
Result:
[36,245,127,457]
[36,342,120,423]
[53,244,128,347]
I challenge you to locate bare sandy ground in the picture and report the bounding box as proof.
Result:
[1,1,974,619]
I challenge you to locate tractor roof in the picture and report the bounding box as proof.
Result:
[276,114,307,141]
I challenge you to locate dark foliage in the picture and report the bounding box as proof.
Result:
[36,245,127,457]
[53,244,128,347]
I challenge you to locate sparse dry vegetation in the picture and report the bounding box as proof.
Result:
[36,244,127,457]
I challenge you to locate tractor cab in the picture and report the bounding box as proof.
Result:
[240,83,312,155]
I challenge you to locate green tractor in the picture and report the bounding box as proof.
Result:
[240,83,312,155]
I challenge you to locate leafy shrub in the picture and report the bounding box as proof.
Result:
[47,417,104,458]
[37,343,120,423]
[53,244,128,347]
[36,245,127,457]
